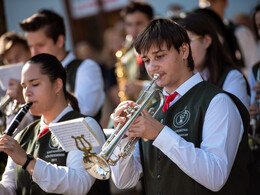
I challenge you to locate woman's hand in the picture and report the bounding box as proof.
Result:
[0,134,27,166]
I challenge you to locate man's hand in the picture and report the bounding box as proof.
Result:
[126,109,165,140]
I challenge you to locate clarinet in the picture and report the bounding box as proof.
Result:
[5,102,32,136]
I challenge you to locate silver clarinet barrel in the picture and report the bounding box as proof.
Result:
[82,74,164,180]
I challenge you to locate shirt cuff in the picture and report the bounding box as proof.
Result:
[153,126,180,152]
[32,158,46,181]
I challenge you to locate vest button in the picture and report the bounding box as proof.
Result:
[157,155,162,160]
[158,193,162,195]
[157,174,161,180]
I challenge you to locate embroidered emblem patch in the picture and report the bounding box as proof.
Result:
[49,135,61,149]
[173,107,190,128]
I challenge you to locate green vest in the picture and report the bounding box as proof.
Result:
[65,59,83,93]
[15,111,110,195]
[140,81,250,195]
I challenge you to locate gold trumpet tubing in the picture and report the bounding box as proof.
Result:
[115,61,129,101]
[114,36,134,102]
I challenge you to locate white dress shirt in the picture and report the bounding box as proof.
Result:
[200,68,250,110]
[234,25,260,79]
[249,69,257,105]
[62,52,105,117]
[111,73,244,192]
[0,105,106,195]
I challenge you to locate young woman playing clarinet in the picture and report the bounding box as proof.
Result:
[0,53,106,195]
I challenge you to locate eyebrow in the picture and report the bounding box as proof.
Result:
[21,78,39,85]
[142,49,167,59]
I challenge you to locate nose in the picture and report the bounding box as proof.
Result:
[30,47,39,56]
[149,60,159,71]
[23,86,32,99]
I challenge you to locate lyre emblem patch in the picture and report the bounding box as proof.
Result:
[173,107,190,128]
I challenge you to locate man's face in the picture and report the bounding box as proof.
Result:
[124,11,151,39]
[25,28,62,58]
[141,43,190,94]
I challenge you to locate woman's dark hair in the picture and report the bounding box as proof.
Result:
[252,4,260,40]
[135,18,194,71]
[27,53,80,112]
[179,12,237,85]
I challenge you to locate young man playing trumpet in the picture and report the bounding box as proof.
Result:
[110,18,250,194]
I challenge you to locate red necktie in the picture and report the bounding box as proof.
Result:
[38,126,49,138]
[136,55,144,67]
[162,91,178,113]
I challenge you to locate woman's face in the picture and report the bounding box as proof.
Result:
[21,62,59,116]
[187,31,210,72]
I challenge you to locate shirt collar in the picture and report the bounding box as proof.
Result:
[61,51,76,68]
[199,67,209,81]
[40,105,73,129]
[163,72,203,97]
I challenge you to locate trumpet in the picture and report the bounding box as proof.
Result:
[83,74,164,180]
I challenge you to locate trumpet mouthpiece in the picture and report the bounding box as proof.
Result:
[153,73,160,80]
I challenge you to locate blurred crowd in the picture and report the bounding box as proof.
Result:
[1,0,260,194]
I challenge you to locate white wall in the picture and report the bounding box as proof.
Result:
[3,0,72,50]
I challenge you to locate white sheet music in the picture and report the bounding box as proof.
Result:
[49,117,101,152]
[0,63,23,90]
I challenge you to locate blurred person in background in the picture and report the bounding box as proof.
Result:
[195,0,260,79]
[247,4,260,193]
[0,32,34,178]
[116,0,154,101]
[0,53,107,195]
[100,22,125,128]
[179,12,250,110]
[111,18,250,194]
[233,12,256,38]
[19,9,105,122]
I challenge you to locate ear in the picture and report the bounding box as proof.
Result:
[56,34,65,48]
[54,78,63,94]
[180,43,189,60]
[203,34,212,49]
